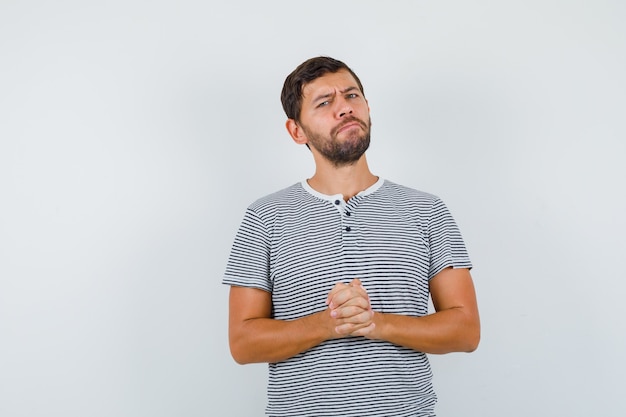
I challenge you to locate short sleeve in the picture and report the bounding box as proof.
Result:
[222,208,273,292]
[427,198,472,279]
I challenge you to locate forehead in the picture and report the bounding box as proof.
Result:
[302,69,360,99]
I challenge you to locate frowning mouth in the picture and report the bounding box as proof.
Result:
[332,118,366,136]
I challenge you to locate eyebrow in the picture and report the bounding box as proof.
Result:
[311,86,360,104]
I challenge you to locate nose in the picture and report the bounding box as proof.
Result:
[336,97,353,118]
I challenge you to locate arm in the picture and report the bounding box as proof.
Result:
[228,284,374,364]
[332,267,480,354]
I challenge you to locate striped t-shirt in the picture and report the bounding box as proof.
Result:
[223,178,472,417]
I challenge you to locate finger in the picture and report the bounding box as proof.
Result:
[327,279,369,306]
[330,302,370,319]
[349,279,370,300]
[327,286,354,308]
[333,307,374,325]
[328,284,369,309]
[335,319,374,336]
[326,282,349,305]
[349,322,376,337]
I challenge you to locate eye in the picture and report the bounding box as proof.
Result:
[317,101,330,108]
[346,93,358,99]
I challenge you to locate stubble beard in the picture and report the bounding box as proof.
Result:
[304,117,372,168]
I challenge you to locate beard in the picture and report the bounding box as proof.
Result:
[303,116,372,167]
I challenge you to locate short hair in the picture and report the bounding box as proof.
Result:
[280,56,365,122]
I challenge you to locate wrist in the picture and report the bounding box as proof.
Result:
[312,308,339,340]
[370,310,385,340]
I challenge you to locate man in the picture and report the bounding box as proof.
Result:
[223,56,480,417]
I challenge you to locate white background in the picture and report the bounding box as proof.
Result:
[1,1,625,416]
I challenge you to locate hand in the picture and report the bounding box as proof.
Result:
[325,278,375,337]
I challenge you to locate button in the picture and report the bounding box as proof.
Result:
[345,211,351,216]
[334,200,341,205]
[345,226,352,232]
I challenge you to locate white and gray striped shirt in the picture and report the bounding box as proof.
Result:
[223,178,472,417]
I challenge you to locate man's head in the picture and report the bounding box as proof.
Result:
[281,57,371,167]
[281,56,365,123]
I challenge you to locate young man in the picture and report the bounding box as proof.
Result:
[223,56,480,417]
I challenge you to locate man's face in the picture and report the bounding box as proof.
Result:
[297,70,371,166]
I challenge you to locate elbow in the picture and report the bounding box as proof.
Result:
[231,355,250,365]
[463,322,481,353]
[459,307,480,352]
[443,332,479,354]
[230,350,247,365]
[229,338,253,365]
[464,333,480,353]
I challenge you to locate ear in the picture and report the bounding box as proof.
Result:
[286,119,308,145]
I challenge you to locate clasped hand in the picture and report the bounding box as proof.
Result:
[325,278,375,338]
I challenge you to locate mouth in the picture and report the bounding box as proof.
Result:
[333,118,366,136]
[337,122,360,133]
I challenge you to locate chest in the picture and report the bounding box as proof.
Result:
[268,204,432,319]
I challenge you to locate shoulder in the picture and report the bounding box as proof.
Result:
[245,182,307,215]
[378,179,441,206]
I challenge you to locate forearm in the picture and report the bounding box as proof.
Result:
[373,307,480,354]
[229,310,332,364]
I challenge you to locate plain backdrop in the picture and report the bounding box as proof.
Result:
[1,1,625,416]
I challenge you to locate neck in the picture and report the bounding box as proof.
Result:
[307,154,378,201]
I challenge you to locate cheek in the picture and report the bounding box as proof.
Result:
[306,119,331,134]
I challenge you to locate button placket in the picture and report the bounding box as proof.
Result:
[330,198,357,235]
[343,201,355,233]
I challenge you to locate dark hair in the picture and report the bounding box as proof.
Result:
[280,56,365,122]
